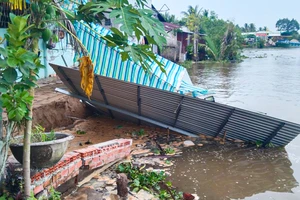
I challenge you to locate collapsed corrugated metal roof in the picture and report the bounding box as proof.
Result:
[51,64,300,147]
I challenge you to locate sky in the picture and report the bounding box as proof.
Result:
[152,0,300,32]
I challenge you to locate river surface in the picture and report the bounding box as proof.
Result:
[169,48,300,199]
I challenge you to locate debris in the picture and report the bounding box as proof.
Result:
[117,173,128,198]
[183,192,195,200]
[183,140,195,147]
[234,139,244,143]
[78,159,121,187]
[85,139,92,145]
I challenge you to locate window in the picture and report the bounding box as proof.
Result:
[105,19,111,26]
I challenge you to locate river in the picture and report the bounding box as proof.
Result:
[169,48,300,200]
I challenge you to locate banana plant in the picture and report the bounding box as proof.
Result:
[0,0,167,197]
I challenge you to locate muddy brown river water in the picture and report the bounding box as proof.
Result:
[169,48,300,199]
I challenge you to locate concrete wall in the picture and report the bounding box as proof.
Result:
[0,28,74,79]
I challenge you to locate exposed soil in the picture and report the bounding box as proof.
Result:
[32,82,90,132]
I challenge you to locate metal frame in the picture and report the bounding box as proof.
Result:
[95,76,114,119]
[215,108,235,137]
[263,122,285,147]
[55,88,198,137]
[137,86,142,125]
[173,96,184,127]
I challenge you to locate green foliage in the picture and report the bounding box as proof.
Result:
[0,193,14,200]
[0,14,44,123]
[27,187,61,200]
[2,90,33,122]
[132,129,145,137]
[179,60,193,69]
[48,187,61,200]
[31,125,56,143]
[75,0,167,71]
[255,141,263,148]
[165,160,171,165]
[76,130,86,135]
[257,38,265,49]
[164,147,175,155]
[117,163,182,199]
[199,15,243,61]
[276,18,300,32]
[152,148,161,155]
[266,143,275,148]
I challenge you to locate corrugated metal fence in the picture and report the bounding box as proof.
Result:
[51,64,300,146]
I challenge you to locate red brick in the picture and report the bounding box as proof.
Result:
[68,164,76,175]
[75,159,83,169]
[74,147,97,157]
[92,156,99,163]
[83,157,92,166]
[43,178,52,188]
[61,168,69,177]
[52,173,61,184]
[64,152,80,162]
[33,184,44,195]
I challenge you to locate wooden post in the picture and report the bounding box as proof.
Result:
[117,173,128,199]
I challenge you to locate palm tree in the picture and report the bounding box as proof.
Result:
[182,5,202,60]
[249,23,256,32]
[162,12,177,23]
[203,9,209,18]
[244,23,249,32]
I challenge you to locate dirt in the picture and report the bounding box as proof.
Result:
[32,82,90,132]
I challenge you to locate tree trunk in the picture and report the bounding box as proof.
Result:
[23,38,38,197]
[193,32,198,61]
[23,88,34,197]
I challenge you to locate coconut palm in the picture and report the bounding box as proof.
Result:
[182,5,202,60]
[244,23,249,32]
[0,0,167,197]
[249,23,256,32]
[162,12,177,23]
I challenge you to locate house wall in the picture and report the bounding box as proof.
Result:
[0,28,74,79]
[177,32,190,54]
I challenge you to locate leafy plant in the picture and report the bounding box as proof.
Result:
[152,148,161,155]
[164,147,175,155]
[0,193,14,200]
[255,140,263,148]
[48,187,61,200]
[179,60,193,69]
[117,163,182,199]
[26,187,61,200]
[131,129,145,137]
[266,142,275,148]
[76,130,86,135]
[165,160,171,165]
[31,126,56,143]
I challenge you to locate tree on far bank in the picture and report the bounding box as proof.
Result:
[276,18,300,32]
[249,23,256,32]
[162,12,177,24]
[182,5,202,60]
